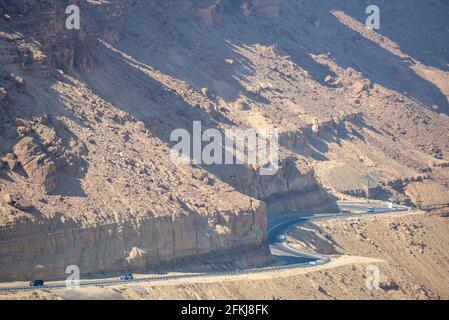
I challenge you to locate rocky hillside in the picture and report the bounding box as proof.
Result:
[0,0,448,280]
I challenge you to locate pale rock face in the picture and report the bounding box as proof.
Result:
[0,204,266,280]
[125,247,149,271]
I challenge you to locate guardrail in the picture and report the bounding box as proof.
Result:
[0,204,406,293]
[0,257,330,293]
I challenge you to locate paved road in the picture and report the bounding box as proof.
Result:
[267,202,409,267]
[267,214,330,267]
[0,202,409,292]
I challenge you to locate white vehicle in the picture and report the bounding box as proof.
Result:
[388,203,396,210]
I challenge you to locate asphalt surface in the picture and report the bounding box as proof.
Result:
[0,202,409,292]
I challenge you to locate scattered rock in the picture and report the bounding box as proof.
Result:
[333,79,343,87]
[4,153,19,171]
[135,121,146,133]
[0,203,15,215]
[7,73,27,92]
[15,118,29,127]
[14,198,33,211]
[351,81,369,97]
[233,97,250,111]
[200,87,209,96]
[311,123,320,135]
[2,192,32,211]
[137,165,148,175]
[3,192,21,205]
[380,280,400,292]
[324,75,334,83]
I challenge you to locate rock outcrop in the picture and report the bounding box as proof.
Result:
[0,202,266,280]
[13,137,58,193]
[405,182,449,212]
[1,0,448,283]
[226,158,338,215]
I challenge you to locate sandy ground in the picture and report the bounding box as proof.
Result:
[1,211,447,300]
[289,211,449,299]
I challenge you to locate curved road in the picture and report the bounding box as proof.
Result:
[0,202,408,292]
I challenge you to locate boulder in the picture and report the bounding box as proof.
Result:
[125,247,149,271]
[351,81,369,97]
[4,153,19,171]
[2,192,33,211]
[14,198,33,211]
[324,75,334,84]
[380,280,400,292]
[3,192,21,205]
[200,87,209,97]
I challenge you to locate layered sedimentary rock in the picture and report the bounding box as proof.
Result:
[0,0,269,281]
[224,158,337,215]
[0,202,265,280]
[1,0,448,282]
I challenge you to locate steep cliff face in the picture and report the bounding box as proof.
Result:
[0,0,269,281]
[0,202,266,280]
[2,0,447,281]
[224,158,337,214]
[0,1,92,71]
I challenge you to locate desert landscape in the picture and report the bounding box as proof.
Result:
[0,0,448,301]
[1,210,448,300]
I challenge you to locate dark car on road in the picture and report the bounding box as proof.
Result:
[29,280,45,287]
[120,273,134,281]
